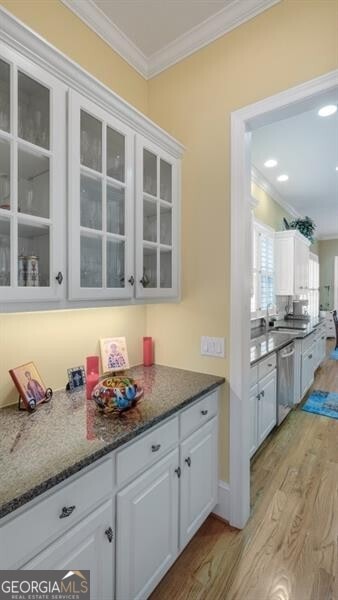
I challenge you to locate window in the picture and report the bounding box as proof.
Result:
[251,220,275,318]
[307,253,319,318]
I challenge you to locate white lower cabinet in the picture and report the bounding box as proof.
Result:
[23,500,114,600]
[116,449,179,600]
[257,370,277,446]
[180,417,218,549]
[1,389,220,600]
[249,384,259,458]
[301,344,315,397]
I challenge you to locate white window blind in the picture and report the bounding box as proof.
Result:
[251,220,275,318]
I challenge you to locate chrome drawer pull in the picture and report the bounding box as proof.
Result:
[105,527,113,543]
[151,443,161,452]
[201,409,208,416]
[261,390,265,397]
[59,505,76,519]
[185,457,191,467]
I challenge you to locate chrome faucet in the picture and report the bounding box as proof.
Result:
[263,303,272,333]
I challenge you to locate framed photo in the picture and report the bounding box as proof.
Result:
[9,362,47,411]
[100,337,129,373]
[67,366,86,391]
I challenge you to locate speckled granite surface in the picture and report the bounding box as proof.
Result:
[250,331,298,365]
[0,365,224,519]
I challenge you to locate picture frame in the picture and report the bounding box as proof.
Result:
[9,361,49,411]
[67,366,86,391]
[100,337,129,373]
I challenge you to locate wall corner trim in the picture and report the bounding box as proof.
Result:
[213,480,231,523]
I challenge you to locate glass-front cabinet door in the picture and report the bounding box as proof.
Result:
[0,45,65,305]
[68,91,134,300]
[135,136,179,299]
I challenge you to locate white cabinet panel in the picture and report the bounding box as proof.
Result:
[116,449,179,600]
[301,344,315,397]
[135,135,179,300]
[275,231,310,296]
[249,385,259,457]
[180,417,218,548]
[68,90,135,301]
[23,500,114,600]
[257,370,277,446]
[0,44,66,306]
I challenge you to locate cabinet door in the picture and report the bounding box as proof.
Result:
[116,449,179,600]
[0,45,66,305]
[180,417,218,549]
[23,500,114,600]
[249,385,259,457]
[135,135,179,299]
[257,370,276,446]
[294,236,309,294]
[301,345,315,397]
[68,91,134,301]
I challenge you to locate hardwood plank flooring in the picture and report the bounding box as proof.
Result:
[151,341,338,600]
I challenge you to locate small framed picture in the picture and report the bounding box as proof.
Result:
[9,362,48,411]
[100,337,129,373]
[67,366,86,391]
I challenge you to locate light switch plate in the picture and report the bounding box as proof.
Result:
[201,336,225,358]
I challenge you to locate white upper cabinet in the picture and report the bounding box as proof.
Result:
[275,230,310,296]
[135,136,179,300]
[0,44,66,306]
[0,27,183,311]
[68,91,135,301]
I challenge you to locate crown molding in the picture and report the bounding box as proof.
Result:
[61,0,281,79]
[251,166,302,219]
[61,0,148,78]
[0,6,184,158]
[147,0,281,78]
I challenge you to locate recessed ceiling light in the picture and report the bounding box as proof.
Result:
[318,104,337,117]
[264,159,278,168]
[277,174,289,182]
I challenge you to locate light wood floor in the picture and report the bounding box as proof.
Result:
[151,341,338,600]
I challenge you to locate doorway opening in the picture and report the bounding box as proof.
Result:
[229,69,338,529]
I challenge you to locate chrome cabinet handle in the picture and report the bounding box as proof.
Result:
[185,457,191,467]
[128,276,135,286]
[261,390,265,397]
[151,443,161,452]
[175,466,181,478]
[105,527,113,543]
[59,505,76,519]
[267,363,273,367]
[201,409,208,416]
[308,354,313,359]
[256,393,261,400]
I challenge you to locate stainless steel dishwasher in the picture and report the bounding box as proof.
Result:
[277,341,295,425]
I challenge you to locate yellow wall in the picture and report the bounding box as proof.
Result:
[318,239,338,309]
[252,181,293,231]
[0,0,148,408]
[147,0,337,480]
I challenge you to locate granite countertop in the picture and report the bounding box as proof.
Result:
[250,331,297,365]
[0,365,224,520]
[250,317,325,364]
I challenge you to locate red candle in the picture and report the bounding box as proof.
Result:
[143,337,153,367]
[86,355,100,400]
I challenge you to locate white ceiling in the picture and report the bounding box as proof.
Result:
[62,0,280,78]
[252,92,338,239]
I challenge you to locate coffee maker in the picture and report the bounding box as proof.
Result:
[293,299,309,318]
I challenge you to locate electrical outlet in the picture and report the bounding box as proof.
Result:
[201,336,225,358]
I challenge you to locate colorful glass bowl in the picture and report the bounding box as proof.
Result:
[92,375,143,413]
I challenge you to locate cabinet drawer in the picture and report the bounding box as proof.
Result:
[258,353,276,380]
[116,417,179,487]
[250,365,258,387]
[302,332,316,352]
[0,458,113,569]
[180,391,218,440]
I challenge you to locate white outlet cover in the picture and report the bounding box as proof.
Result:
[201,336,225,358]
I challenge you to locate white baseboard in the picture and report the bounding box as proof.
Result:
[213,480,231,522]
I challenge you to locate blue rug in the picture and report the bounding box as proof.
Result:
[330,348,338,360]
[302,390,338,420]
